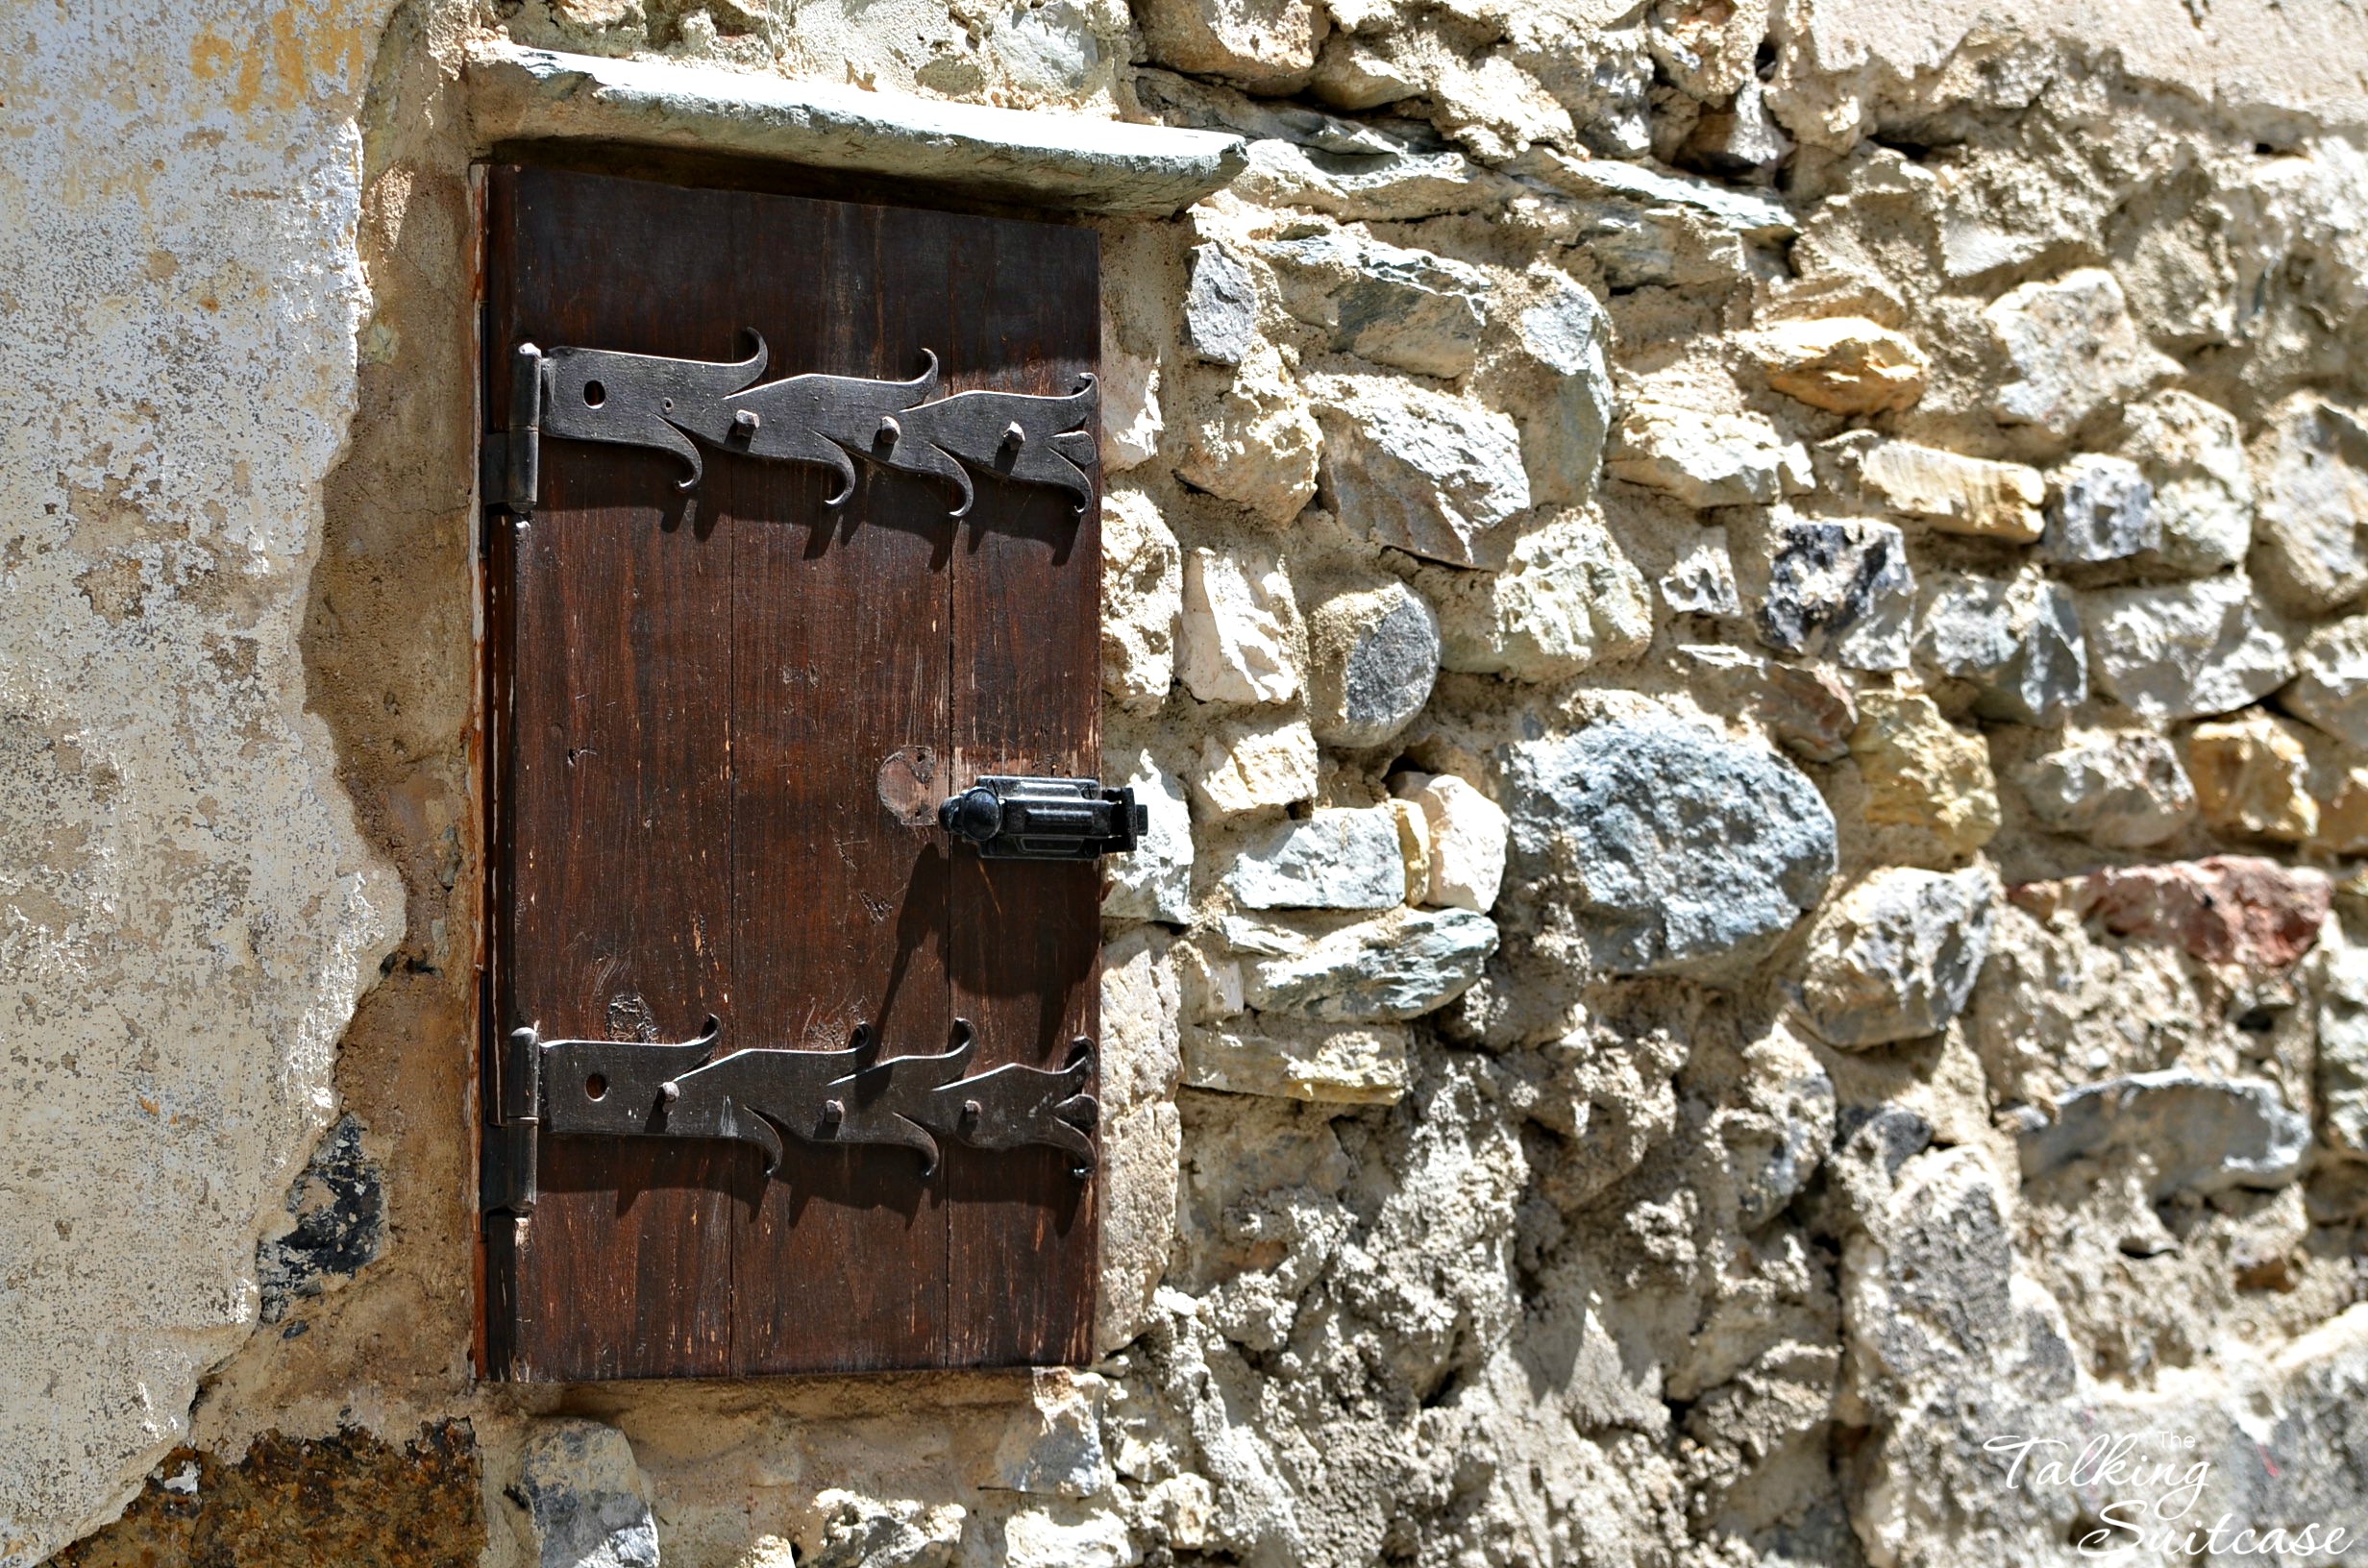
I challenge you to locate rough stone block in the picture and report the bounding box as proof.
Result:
[1796,868,1997,1049]
[2041,453,2158,564]
[1986,267,2179,438]
[2316,943,2368,1159]
[1181,1018,1413,1102]
[2081,574,2294,721]
[1136,0,1329,92]
[2015,1071,2310,1197]
[1912,569,2085,725]
[1100,489,1180,708]
[2015,730,2196,848]
[1849,690,2000,861]
[256,1114,385,1325]
[1192,716,1320,816]
[1660,524,1741,617]
[2250,393,2368,615]
[517,1420,658,1568]
[1173,341,1323,525]
[1304,580,1439,747]
[1179,546,1302,705]
[1222,907,1498,1020]
[1850,437,2045,542]
[1310,376,1532,566]
[2009,856,2331,970]
[1184,241,1259,366]
[1225,807,1408,910]
[1423,508,1653,680]
[1101,746,1194,925]
[2115,388,2252,576]
[1752,514,1916,672]
[1609,402,1812,508]
[1749,316,1929,413]
[1261,231,1487,378]
[1393,772,1508,913]
[1505,714,1837,974]
[2283,614,2368,750]
[2187,711,2319,843]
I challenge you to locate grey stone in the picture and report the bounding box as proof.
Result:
[1309,376,1532,567]
[2015,1071,2311,1197]
[466,45,1247,218]
[1101,747,1195,924]
[2082,574,2295,720]
[1516,145,1797,236]
[806,1490,963,1568]
[1185,242,1259,366]
[1795,868,1996,1049]
[1660,525,1741,617]
[518,1420,660,1568]
[2251,393,2368,615]
[2116,388,2253,576]
[1913,570,2085,725]
[1223,907,1497,1020]
[1985,267,2178,439]
[1225,807,1407,911]
[1505,715,1838,975]
[1305,581,1440,747]
[2316,943,2368,1160]
[1260,232,1487,378]
[1514,275,1616,505]
[1754,516,1916,672]
[1419,509,1654,680]
[2014,731,2196,848]
[2041,453,2158,563]
[256,1114,384,1325]
[2283,613,2368,750]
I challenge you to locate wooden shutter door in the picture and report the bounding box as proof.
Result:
[480,165,1100,1380]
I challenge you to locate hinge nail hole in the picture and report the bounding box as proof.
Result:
[582,380,607,408]
[585,1073,608,1100]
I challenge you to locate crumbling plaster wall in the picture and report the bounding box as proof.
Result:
[12,0,2368,1565]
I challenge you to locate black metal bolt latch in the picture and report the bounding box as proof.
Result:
[937,775,1147,861]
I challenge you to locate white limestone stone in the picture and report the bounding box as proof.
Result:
[2081,574,2295,721]
[1608,402,1813,509]
[1101,746,1195,925]
[1986,267,2179,439]
[2116,389,2253,576]
[1179,547,1302,705]
[1308,376,1533,567]
[1192,718,1320,816]
[1225,808,1408,911]
[1392,773,1508,913]
[1101,489,1181,708]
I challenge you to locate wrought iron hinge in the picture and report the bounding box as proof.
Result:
[482,1012,544,1217]
[938,776,1146,861]
[524,1017,1098,1180]
[481,335,1096,519]
[481,343,544,518]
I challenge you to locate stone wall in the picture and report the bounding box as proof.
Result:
[8,0,2368,1564]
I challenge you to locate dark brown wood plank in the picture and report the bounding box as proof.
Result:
[724,194,956,1376]
[486,164,741,1381]
[482,164,1101,1378]
[945,216,1102,1367]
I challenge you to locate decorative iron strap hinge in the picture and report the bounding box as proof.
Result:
[481,338,1097,519]
[939,775,1147,861]
[484,1017,1098,1215]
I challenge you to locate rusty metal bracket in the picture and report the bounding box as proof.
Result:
[521,1018,1098,1190]
[483,335,1097,519]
